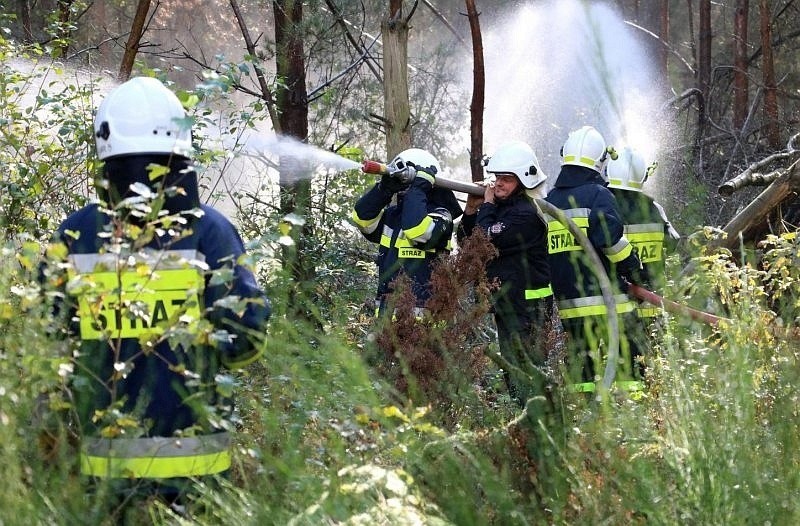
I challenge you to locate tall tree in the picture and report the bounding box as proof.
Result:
[19,0,33,42]
[55,0,74,57]
[659,0,669,77]
[273,0,315,317]
[118,0,152,80]
[382,0,411,157]
[733,0,749,130]
[464,0,484,183]
[759,0,781,148]
[696,0,711,167]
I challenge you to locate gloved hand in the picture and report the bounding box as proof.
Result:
[618,265,648,293]
[379,172,409,194]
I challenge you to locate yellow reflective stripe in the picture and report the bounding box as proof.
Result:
[404,215,433,241]
[637,306,660,318]
[603,238,633,263]
[525,285,553,299]
[570,380,645,393]
[351,209,382,230]
[558,295,635,319]
[71,268,203,340]
[626,228,665,264]
[563,155,597,167]
[223,345,264,370]
[547,216,589,254]
[609,179,643,190]
[81,451,230,478]
[80,434,231,478]
[558,303,635,318]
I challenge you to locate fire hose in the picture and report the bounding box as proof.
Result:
[362,160,621,390]
[361,160,727,389]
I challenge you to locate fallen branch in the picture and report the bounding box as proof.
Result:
[718,132,800,196]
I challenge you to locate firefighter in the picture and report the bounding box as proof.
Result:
[44,77,271,504]
[351,148,462,316]
[458,140,561,405]
[606,146,680,347]
[545,126,644,395]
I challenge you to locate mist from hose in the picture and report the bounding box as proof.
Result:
[474,0,675,195]
[240,133,361,180]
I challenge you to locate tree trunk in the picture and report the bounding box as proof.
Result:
[56,0,74,58]
[465,0,484,183]
[19,0,33,43]
[759,0,781,148]
[696,0,711,168]
[733,0,749,130]
[659,0,669,78]
[273,0,315,318]
[118,0,152,81]
[382,0,411,158]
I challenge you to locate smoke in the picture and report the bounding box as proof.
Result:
[472,0,676,193]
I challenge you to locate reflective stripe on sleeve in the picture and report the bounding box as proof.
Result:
[525,285,553,300]
[403,215,434,242]
[351,209,383,233]
[602,237,633,263]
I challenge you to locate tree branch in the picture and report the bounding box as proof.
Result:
[229,0,281,133]
[718,132,800,196]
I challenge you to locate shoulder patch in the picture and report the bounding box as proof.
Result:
[489,222,506,234]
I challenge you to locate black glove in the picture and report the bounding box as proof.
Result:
[379,172,408,194]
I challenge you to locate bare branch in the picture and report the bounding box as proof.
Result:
[422,0,469,51]
[307,33,380,102]
[624,20,695,75]
[718,132,800,195]
[229,0,281,133]
[322,0,383,81]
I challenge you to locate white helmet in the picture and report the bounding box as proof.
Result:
[606,146,654,191]
[389,148,441,176]
[561,126,608,173]
[485,140,546,189]
[94,77,193,160]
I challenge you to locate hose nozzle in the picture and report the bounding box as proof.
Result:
[606,146,619,161]
[362,160,389,175]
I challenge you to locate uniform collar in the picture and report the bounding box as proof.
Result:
[553,164,607,188]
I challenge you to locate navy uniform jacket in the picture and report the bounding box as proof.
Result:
[51,203,270,477]
[352,178,461,309]
[459,192,552,326]
[610,188,680,317]
[545,165,641,319]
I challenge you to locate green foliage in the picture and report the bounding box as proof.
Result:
[0,35,96,240]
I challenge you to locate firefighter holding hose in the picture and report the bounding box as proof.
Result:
[352,148,462,316]
[606,146,680,363]
[545,126,645,395]
[42,77,271,510]
[457,140,563,406]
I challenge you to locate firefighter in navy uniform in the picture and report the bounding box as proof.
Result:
[606,147,680,360]
[545,126,644,395]
[458,141,561,405]
[46,77,271,504]
[351,148,462,316]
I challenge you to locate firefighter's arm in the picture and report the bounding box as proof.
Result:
[202,213,272,370]
[400,173,454,250]
[351,183,394,241]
